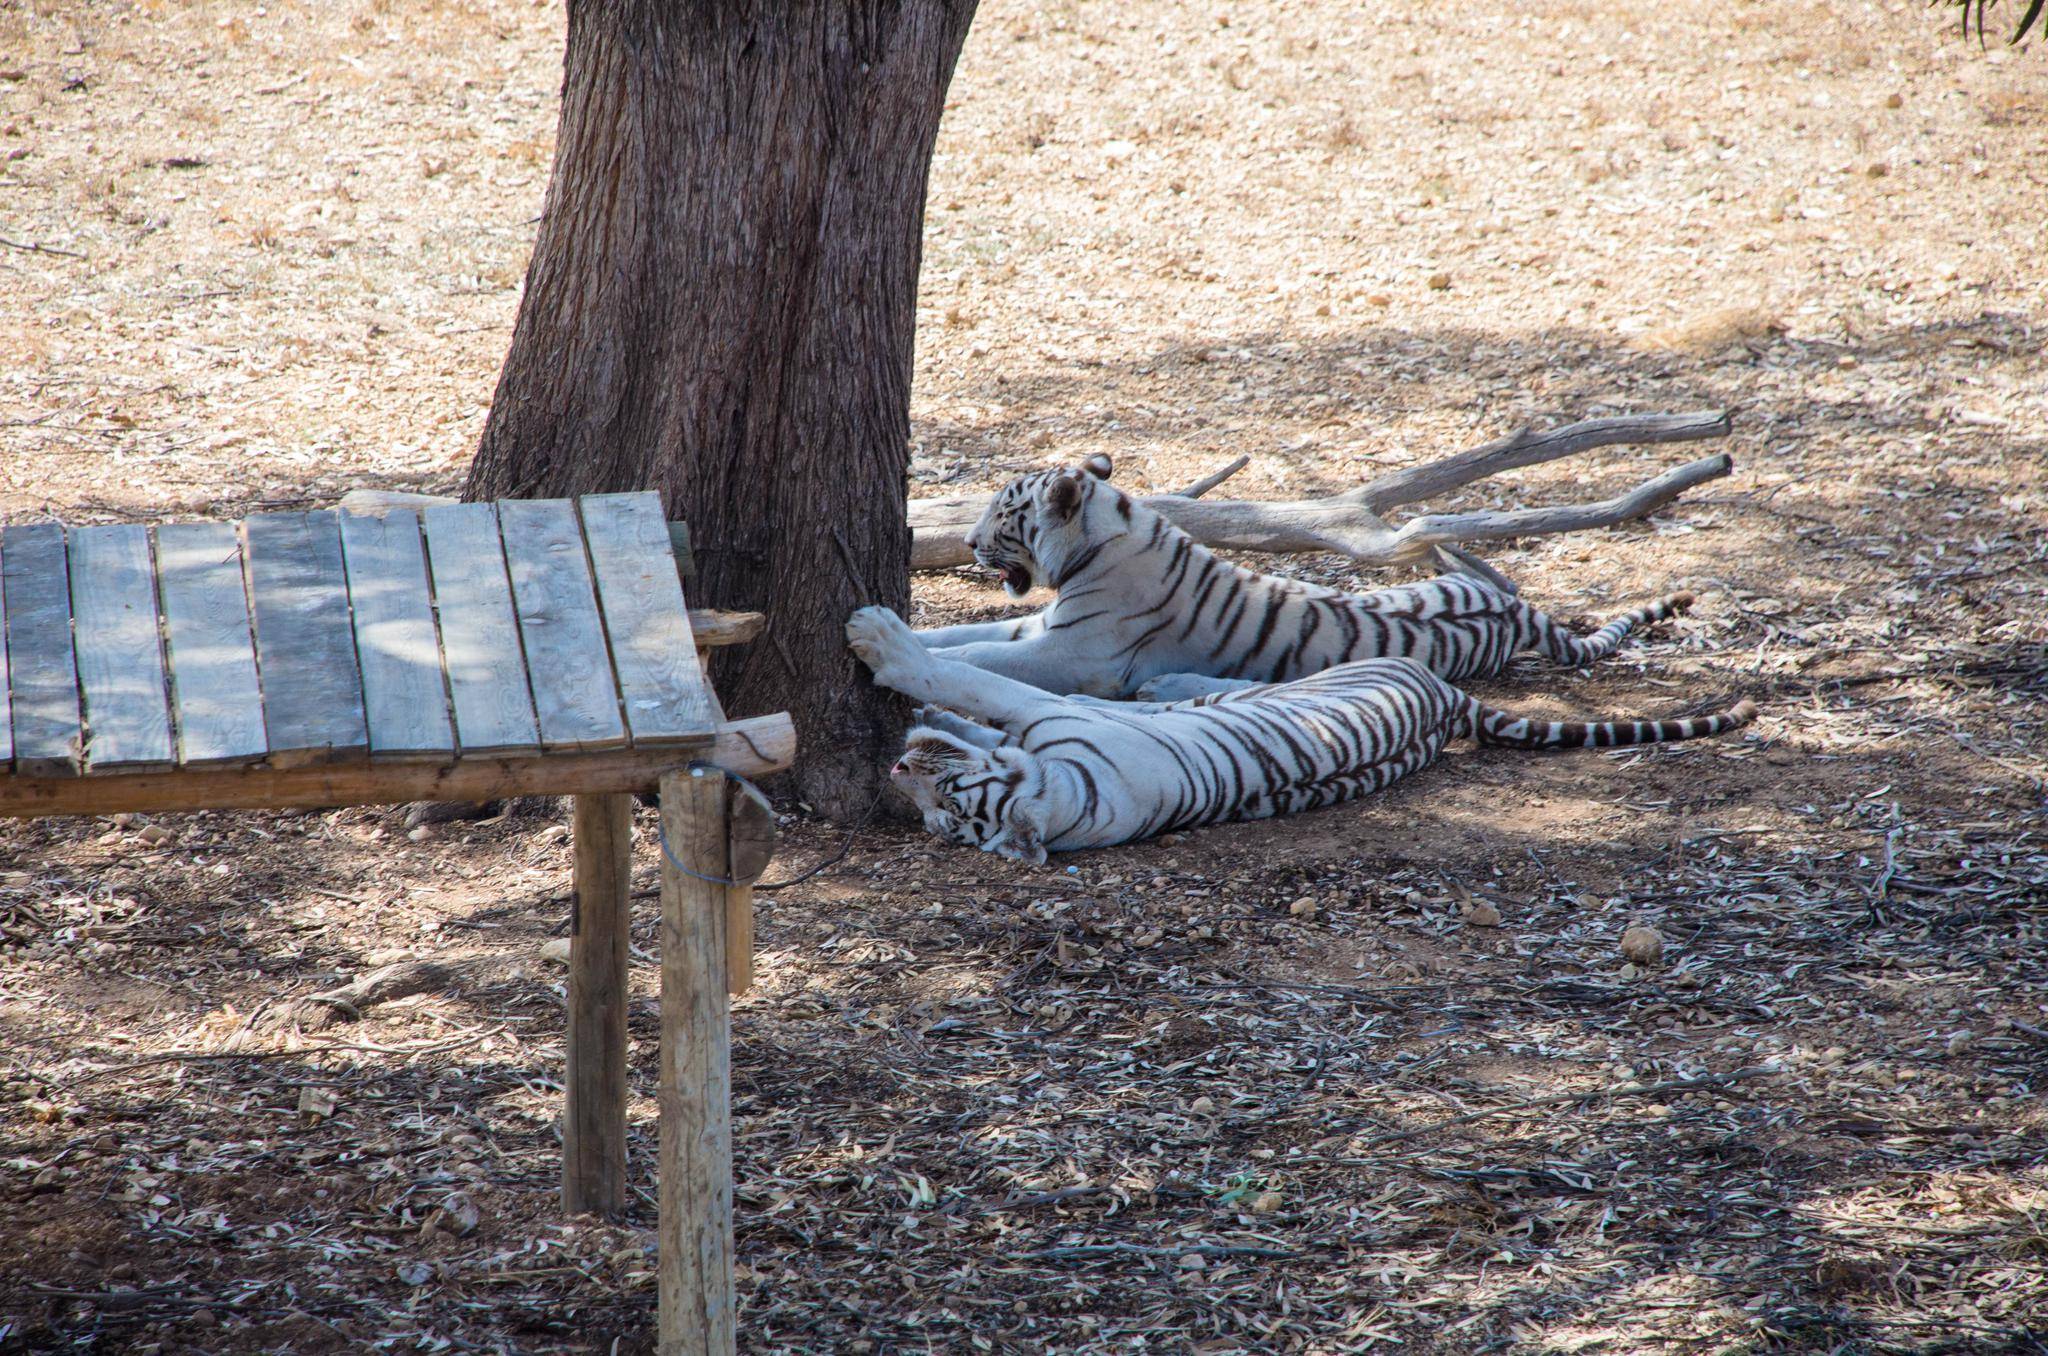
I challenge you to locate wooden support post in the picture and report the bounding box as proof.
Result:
[563,792,632,1218]
[723,778,776,996]
[657,767,735,1356]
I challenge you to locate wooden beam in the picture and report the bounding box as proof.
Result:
[658,767,736,1356]
[563,792,633,1220]
[689,610,763,649]
[0,714,795,819]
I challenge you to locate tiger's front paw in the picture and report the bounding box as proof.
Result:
[1134,672,1247,704]
[846,605,924,685]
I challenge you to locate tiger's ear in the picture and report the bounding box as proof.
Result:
[1043,471,1084,522]
[903,730,974,766]
[1080,453,1113,481]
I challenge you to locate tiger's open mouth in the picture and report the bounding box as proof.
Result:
[976,549,1033,597]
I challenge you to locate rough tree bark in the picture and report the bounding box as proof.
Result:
[466,1,979,819]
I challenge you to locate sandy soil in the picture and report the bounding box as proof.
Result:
[2,0,2045,1353]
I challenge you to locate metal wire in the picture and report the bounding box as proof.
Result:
[653,761,878,892]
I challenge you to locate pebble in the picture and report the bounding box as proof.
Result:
[1427,271,1452,290]
[1620,924,1664,967]
[1189,1095,1215,1115]
[1462,901,1502,928]
[440,1192,481,1237]
[1178,1252,1207,1271]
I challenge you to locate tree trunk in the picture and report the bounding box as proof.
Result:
[467,0,978,820]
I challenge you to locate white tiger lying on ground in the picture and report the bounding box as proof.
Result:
[915,455,1696,699]
[850,605,1757,861]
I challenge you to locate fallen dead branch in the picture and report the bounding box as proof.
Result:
[261,958,491,1031]
[909,410,1734,576]
[66,1026,506,1085]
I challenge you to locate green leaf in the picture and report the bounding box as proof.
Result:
[2013,0,2045,41]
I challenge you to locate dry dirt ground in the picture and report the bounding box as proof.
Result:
[3,0,2047,1352]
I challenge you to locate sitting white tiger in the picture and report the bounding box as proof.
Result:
[850,605,1756,861]
[914,455,1696,699]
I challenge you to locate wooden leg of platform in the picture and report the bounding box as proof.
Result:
[563,792,632,1219]
[657,767,735,1356]
[724,881,754,996]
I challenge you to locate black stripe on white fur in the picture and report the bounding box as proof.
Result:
[920,459,1697,699]
[886,651,1757,861]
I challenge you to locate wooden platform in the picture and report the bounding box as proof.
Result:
[0,491,789,811]
[0,492,790,1356]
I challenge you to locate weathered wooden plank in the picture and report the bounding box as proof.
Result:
[563,792,633,1220]
[0,713,790,818]
[3,523,83,777]
[155,521,268,769]
[67,524,174,772]
[244,511,369,767]
[579,494,714,745]
[658,766,736,1356]
[499,499,627,753]
[422,502,539,757]
[339,510,455,762]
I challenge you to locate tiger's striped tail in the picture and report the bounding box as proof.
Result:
[1526,591,1694,667]
[1462,695,1757,749]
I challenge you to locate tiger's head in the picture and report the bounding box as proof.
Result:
[890,727,1050,863]
[964,454,1126,599]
